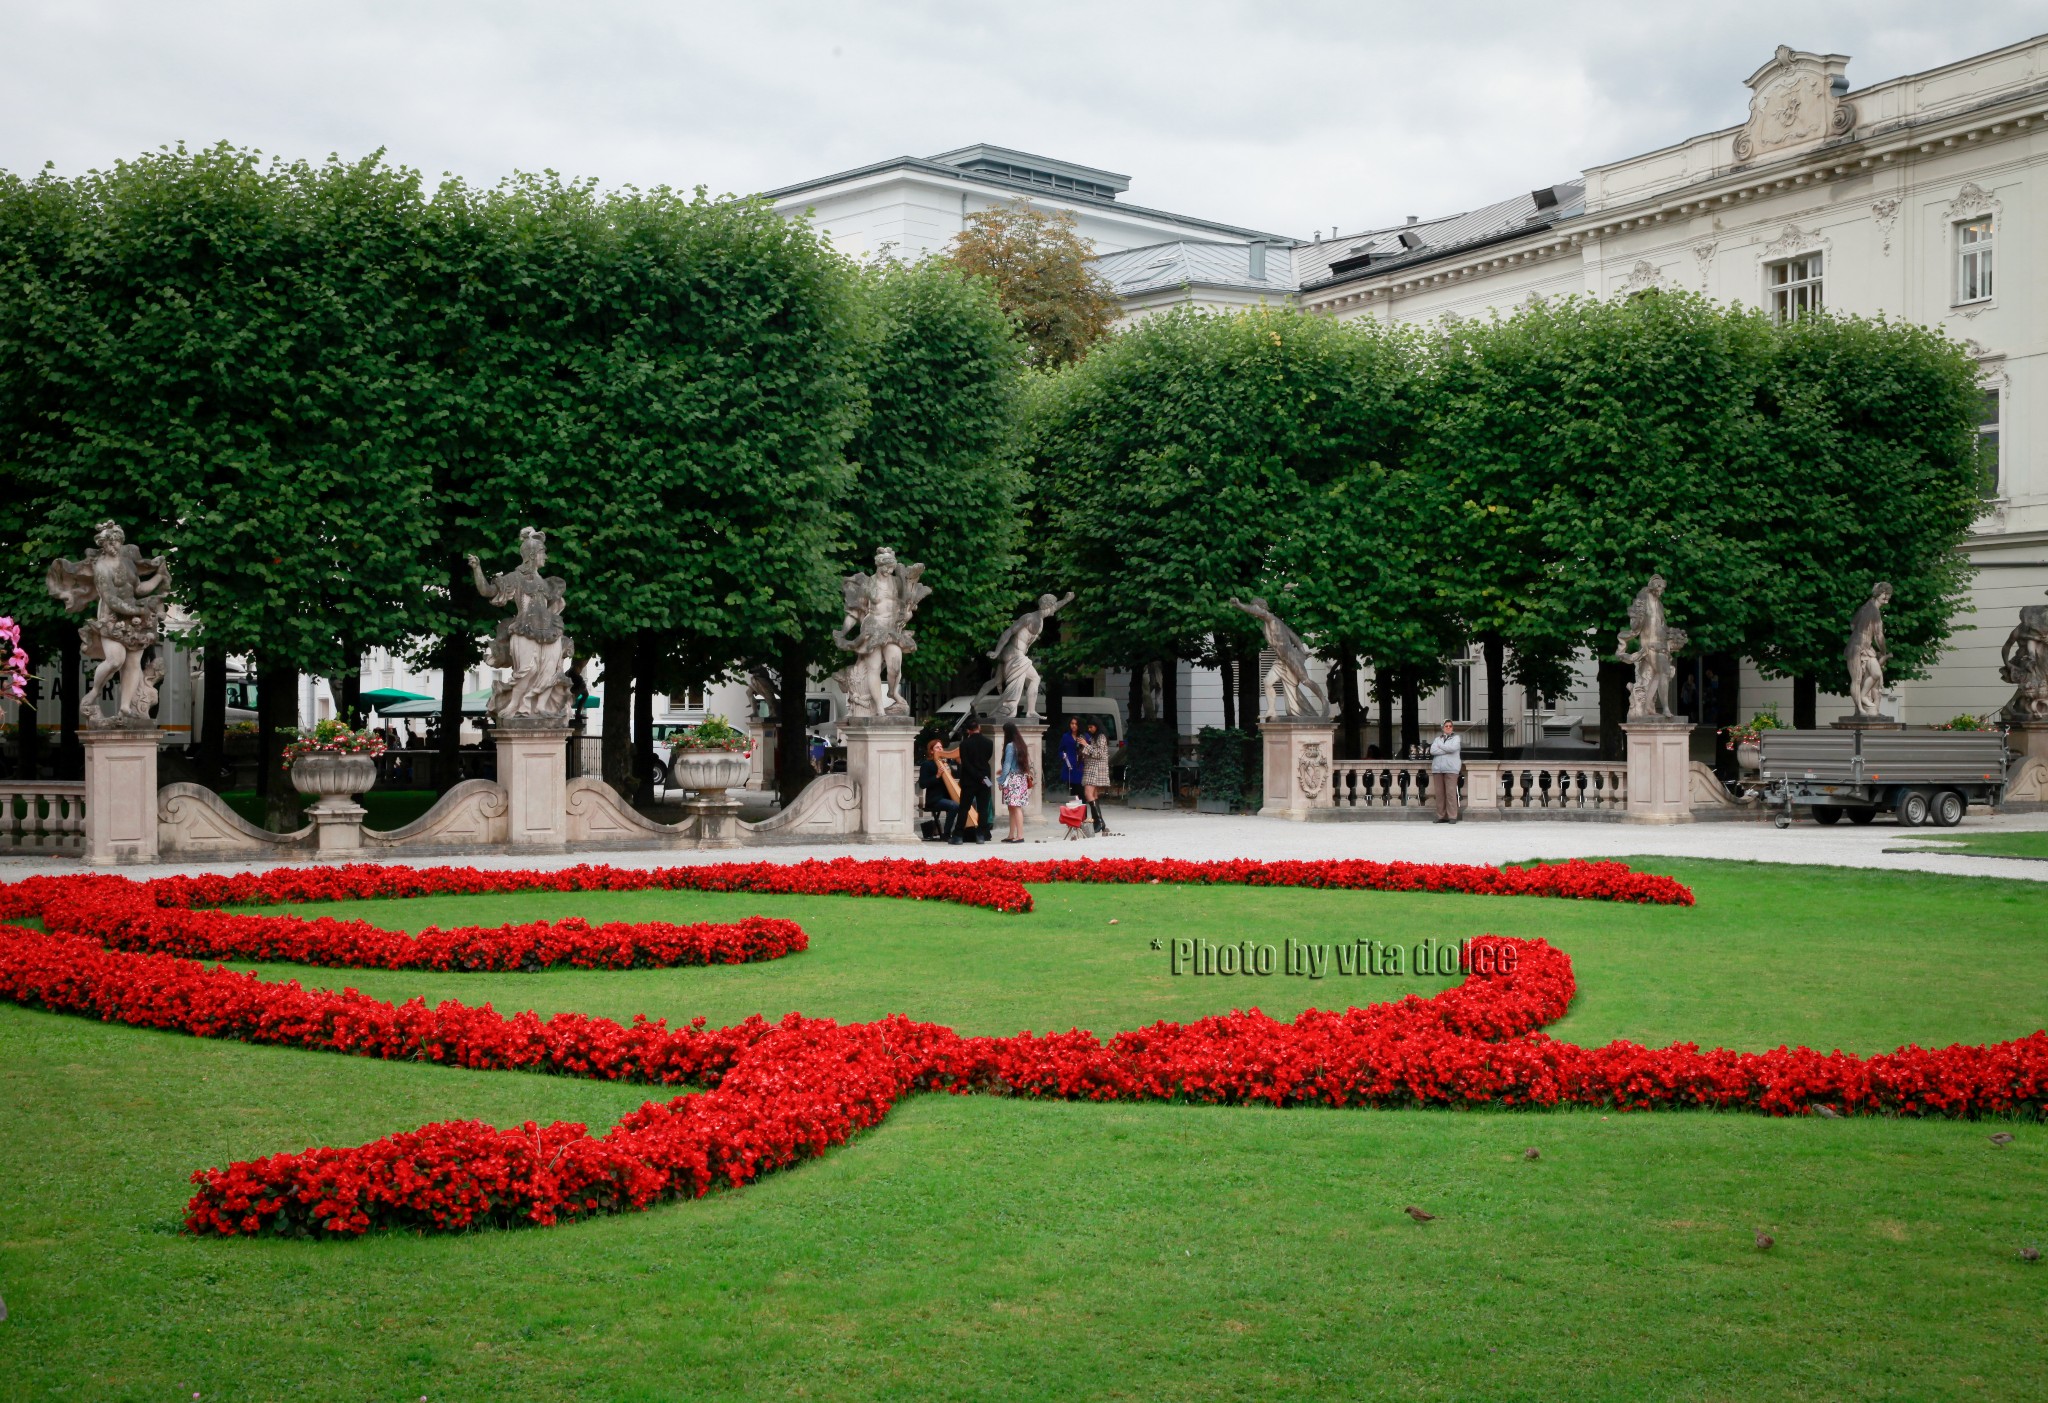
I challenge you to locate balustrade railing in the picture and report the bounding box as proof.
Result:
[1326,760,1627,815]
[0,782,87,853]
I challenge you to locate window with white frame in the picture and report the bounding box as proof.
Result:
[1978,383,2003,497]
[1956,218,1994,304]
[1766,252,1823,322]
[1443,657,1474,723]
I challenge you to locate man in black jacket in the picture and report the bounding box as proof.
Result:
[956,718,995,843]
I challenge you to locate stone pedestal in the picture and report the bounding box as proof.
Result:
[1258,718,1337,821]
[494,720,572,850]
[2008,722,2048,765]
[1832,714,1905,731]
[1624,719,1694,823]
[686,794,744,849]
[841,715,920,843]
[310,804,367,854]
[81,723,162,865]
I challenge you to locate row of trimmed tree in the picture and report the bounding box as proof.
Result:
[3,143,1987,797]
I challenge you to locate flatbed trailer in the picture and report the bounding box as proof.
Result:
[1756,728,2009,828]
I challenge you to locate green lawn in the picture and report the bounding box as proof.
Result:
[1895,830,2048,862]
[2,860,2046,1401]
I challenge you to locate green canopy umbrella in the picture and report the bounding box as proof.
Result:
[360,687,432,711]
[377,689,496,718]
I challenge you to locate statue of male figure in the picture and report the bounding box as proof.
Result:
[987,591,1074,719]
[46,521,172,722]
[1999,592,2048,723]
[1228,596,1328,719]
[1614,574,1688,718]
[467,527,574,721]
[1844,581,1893,718]
[833,548,929,717]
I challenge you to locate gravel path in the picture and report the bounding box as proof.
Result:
[6,805,2046,884]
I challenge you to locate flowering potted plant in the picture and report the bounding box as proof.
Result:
[668,714,752,794]
[283,719,387,811]
[1930,713,1997,732]
[0,617,28,704]
[1720,705,1786,772]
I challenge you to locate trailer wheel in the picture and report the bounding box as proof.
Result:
[1898,789,1934,827]
[1847,807,1878,825]
[1812,808,1843,825]
[1773,813,1791,829]
[1933,790,1967,827]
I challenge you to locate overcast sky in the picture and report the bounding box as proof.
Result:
[4,2,2043,240]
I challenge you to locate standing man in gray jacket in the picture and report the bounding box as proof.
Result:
[1429,719,1462,824]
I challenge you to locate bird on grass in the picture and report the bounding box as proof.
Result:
[1755,1231,1775,1251]
[1990,1132,2015,1146]
[1403,1206,1436,1223]
[1523,1148,1541,1160]
[1813,1105,1840,1119]
[2021,1245,2041,1264]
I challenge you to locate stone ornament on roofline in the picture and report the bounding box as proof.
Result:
[1733,45,1855,163]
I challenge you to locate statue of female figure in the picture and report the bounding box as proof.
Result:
[467,527,574,721]
[46,521,171,722]
[834,548,929,717]
[1844,581,1893,719]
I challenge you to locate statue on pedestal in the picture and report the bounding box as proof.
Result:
[980,591,1074,720]
[1614,574,1688,719]
[1844,581,1893,718]
[467,527,574,722]
[1999,591,2048,723]
[46,521,171,724]
[1228,596,1328,719]
[834,548,929,718]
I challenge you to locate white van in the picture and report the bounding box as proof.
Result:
[933,694,1126,743]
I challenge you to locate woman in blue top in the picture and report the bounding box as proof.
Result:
[999,721,1033,843]
[1057,715,1084,797]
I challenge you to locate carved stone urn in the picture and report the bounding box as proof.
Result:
[672,748,751,795]
[290,752,379,812]
[1736,740,1762,773]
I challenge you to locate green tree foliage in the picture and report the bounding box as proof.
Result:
[1743,313,1984,693]
[840,256,1024,684]
[946,201,1118,369]
[1035,307,1414,677]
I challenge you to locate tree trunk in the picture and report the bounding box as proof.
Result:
[337,639,362,728]
[16,674,40,780]
[601,647,633,797]
[774,641,812,805]
[258,655,302,830]
[1336,647,1364,760]
[437,637,465,793]
[1482,633,1505,758]
[1375,669,1393,758]
[57,631,81,778]
[1597,659,1629,760]
[1160,652,1179,736]
[1219,654,1235,732]
[1793,676,1817,731]
[1398,666,1420,757]
[632,631,657,808]
[198,647,227,789]
[1128,664,1145,721]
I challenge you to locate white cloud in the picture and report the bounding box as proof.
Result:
[2,0,2041,238]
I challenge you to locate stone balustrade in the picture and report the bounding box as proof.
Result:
[0,782,88,853]
[1327,759,1628,817]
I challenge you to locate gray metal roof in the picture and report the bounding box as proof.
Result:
[1294,181,1586,291]
[1091,240,1299,298]
[764,151,1302,246]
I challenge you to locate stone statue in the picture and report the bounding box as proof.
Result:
[1999,591,2048,723]
[1613,574,1688,719]
[834,548,929,718]
[983,591,1074,720]
[1844,581,1893,718]
[1228,596,1328,719]
[467,527,574,722]
[46,521,171,724]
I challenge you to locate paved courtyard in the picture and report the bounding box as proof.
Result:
[9,804,2046,883]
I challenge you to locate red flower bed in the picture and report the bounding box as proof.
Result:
[43,854,2048,1243]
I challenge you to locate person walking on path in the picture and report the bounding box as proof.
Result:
[1429,719,1462,823]
[1058,715,1085,797]
[957,718,996,842]
[998,721,1033,842]
[1078,720,1114,836]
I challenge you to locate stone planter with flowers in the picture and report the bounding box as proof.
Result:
[670,715,752,848]
[284,721,387,853]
